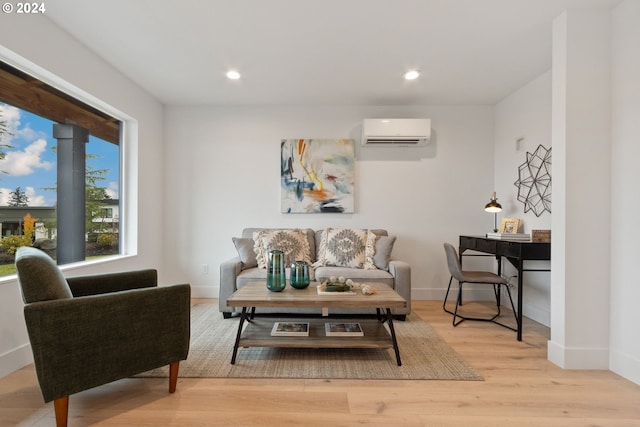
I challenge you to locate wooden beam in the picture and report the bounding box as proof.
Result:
[0,62,119,145]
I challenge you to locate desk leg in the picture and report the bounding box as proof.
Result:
[517,270,523,341]
[231,307,248,364]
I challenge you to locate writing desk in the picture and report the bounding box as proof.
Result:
[459,235,551,341]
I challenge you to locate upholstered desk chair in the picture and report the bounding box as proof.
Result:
[442,242,517,331]
[15,246,191,427]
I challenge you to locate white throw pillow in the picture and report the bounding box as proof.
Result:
[253,229,312,268]
[314,228,377,269]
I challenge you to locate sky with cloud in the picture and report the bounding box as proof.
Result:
[0,103,119,207]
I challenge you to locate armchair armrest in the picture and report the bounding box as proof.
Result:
[66,269,158,297]
[219,257,243,315]
[388,260,411,314]
[24,284,190,402]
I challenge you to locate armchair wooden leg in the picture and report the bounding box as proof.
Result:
[169,361,180,393]
[53,396,69,427]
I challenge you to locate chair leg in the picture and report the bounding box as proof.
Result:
[443,276,460,326]
[452,282,465,326]
[169,361,180,393]
[493,284,502,317]
[442,276,453,311]
[53,396,69,427]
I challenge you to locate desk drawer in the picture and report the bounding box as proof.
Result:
[460,236,496,254]
[499,241,522,258]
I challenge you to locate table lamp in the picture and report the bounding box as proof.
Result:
[484,192,502,232]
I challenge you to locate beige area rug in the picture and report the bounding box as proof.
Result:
[138,304,483,381]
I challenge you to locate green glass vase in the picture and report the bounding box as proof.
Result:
[267,250,286,292]
[290,260,310,289]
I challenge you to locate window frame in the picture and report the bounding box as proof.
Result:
[0,47,137,281]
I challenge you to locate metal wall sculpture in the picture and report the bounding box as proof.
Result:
[514,144,551,217]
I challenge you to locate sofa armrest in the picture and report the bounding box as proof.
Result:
[219,257,243,314]
[388,260,411,314]
[24,284,190,402]
[66,269,158,297]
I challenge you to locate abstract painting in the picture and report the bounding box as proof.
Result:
[281,139,355,213]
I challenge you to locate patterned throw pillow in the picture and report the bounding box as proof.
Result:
[253,229,312,268]
[314,228,377,269]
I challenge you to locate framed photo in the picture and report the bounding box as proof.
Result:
[499,218,521,234]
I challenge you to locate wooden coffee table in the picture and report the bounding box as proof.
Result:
[226,281,407,366]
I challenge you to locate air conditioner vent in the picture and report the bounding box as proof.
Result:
[362,119,431,147]
[365,138,425,145]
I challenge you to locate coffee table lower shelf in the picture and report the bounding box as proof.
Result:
[232,317,402,366]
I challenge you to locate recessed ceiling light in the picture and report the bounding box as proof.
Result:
[403,70,420,81]
[226,70,241,80]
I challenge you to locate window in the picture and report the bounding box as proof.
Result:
[0,60,122,275]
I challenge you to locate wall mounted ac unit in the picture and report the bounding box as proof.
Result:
[362,118,431,147]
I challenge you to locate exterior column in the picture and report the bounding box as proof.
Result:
[53,124,89,264]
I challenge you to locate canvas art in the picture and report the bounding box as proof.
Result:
[281,139,355,213]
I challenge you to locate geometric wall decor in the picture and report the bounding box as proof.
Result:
[513,144,552,217]
[281,139,355,213]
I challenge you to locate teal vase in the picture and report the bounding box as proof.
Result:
[267,250,286,292]
[290,260,310,289]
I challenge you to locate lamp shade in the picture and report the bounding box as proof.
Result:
[484,192,502,212]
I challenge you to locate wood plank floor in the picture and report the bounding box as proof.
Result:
[1,299,639,426]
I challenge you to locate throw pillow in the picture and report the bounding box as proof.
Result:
[372,235,396,270]
[253,229,312,268]
[314,228,376,269]
[232,237,258,268]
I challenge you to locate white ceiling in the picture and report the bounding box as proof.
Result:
[45,0,620,106]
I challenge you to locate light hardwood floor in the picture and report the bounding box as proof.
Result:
[1,299,639,427]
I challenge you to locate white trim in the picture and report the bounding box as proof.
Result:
[0,343,32,379]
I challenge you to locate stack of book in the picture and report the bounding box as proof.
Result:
[324,322,364,337]
[270,322,310,336]
[486,232,531,241]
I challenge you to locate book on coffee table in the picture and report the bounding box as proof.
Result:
[270,322,310,336]
[324,322,364,337]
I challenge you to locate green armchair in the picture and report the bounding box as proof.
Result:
[15,246,191,427]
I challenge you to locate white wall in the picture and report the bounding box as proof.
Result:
[162,105,496,301]
[549,8,611,370]
[494,71,553,326]
[0,16,165,377]
[610,0,640,385]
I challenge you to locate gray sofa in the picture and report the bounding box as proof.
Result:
[219,228,411,319]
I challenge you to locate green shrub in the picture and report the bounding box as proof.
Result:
[0,235,32,255]
[96,233,118,248]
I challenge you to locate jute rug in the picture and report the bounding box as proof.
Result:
[138,304,483,381]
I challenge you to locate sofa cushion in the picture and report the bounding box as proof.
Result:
[232,237,258,268]
[314,266,394,286]
[372,235,396,271]
[253,229,313,268]
[314,228,377,269]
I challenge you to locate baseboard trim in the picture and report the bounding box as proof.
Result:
[547,339,609,370]
[610,348,640,386]
[191,285,220,299]
[0,343,32,379]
